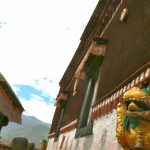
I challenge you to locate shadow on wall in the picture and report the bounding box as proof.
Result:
[75,137,79,150]
[99,129,107,150]
[75,134,94,150]
[83,134,94,150]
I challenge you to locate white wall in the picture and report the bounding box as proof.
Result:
[47,109,121,150]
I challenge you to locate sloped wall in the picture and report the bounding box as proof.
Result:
[47,110,121,150]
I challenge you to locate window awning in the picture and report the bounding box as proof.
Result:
[0,92,22,124]
[0,73,24,124]
[75,37,108,79]
[73,37,108,96]
[55,91,69,109]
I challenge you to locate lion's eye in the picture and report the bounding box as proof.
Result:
[134,101,150,111]
[125,100,132,107]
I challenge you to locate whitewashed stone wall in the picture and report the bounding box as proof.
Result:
[47,109,121,150]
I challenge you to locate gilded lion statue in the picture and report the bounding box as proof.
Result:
[116,87,150,150]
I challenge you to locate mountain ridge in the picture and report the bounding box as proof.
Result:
[1,115,51,148]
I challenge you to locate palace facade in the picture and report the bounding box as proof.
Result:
[47,0,150,149]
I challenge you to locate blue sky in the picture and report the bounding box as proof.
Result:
[14,77,55,104]
[14,84,55,104]
[0,21,6,28]
[0,0,98,123]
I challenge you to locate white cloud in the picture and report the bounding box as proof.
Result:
[30,94,44,102]
[0,0,99,122]
[0,0,98,84]
[21,96,55,124]
[13,86,21,94]
[31,78,59,99]
[13,77,59,101]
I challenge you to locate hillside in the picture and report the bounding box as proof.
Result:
[1,115,51,148]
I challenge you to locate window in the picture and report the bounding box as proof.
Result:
[75,37,108,138]
[54,91,69,142]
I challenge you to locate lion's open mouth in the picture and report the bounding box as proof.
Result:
[124,99,150,121]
